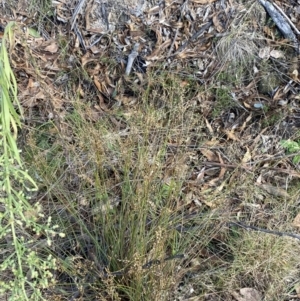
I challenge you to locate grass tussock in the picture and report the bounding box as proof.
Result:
[19,66,300,300]
[22,71,207,300]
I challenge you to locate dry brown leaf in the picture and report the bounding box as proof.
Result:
[232,287,262,301]
[85,0,96,32]
[202,198,217,208]
[84,108,102,122]
[243,101,252,109]
[21,97,37,108]
[200,149,218,161]
[51,96,65,110]
[223,129,240,141]
[176,51,193,59]
[150,40,172,58]
[44,42,59,53]
[93,77,110,111]
[35,90,47,99]
[207,176,220,187]
[272,87,284,101]
[204,139,220,147]
[292,212,300,228]
[93,77,104,93]
[291,69,299,82]
[120,95,138,106]
[257,183,290,198]
[213,14,223,33]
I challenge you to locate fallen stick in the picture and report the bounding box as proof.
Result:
[202,161,300,177]
[272,2,300,36]
[228,221,300,241]
[258,0,299,53]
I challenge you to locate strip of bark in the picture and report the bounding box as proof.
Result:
[125,43,140,75]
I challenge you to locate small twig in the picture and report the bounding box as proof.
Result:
[267,167,300,178]
[87,34,110,49]
[229,221,300,241]
[251,151,300,165]
[190,21,213,42]
[203,151,300,167]
[201,161,252,171]
[99,253,185,278]
[168,26,180,57]
[125,43,140,75]
[202,153,300,177]
[168,8,182,57]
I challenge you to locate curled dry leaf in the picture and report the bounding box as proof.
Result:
[242,147,252,163]
[200,148,218,161]
[43,42,59,53]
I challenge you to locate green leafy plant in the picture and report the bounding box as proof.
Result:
[0,22,62,300]
[280,139,300,164]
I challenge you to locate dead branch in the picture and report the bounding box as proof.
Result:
[258,0,299,53]
[229,221,300,241]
